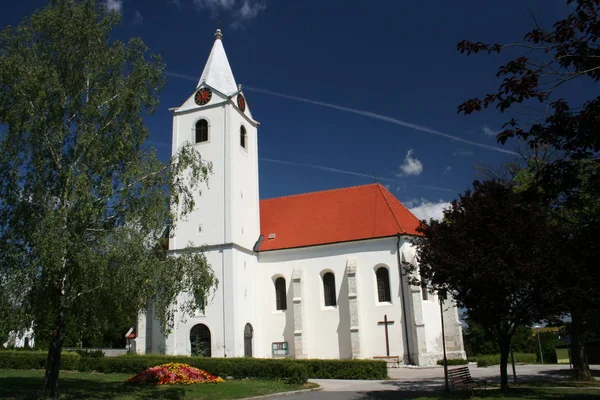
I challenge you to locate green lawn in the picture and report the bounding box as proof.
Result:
[0,369,318,399]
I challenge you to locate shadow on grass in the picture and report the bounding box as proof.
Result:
[538,368,600,378]
[357,388,600,399]
[0,376,186,399]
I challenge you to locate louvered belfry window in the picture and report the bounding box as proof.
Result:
[376,267,391,302]
[323,272,337,307]
[275,277,287,310]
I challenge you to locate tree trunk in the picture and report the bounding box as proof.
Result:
[570,306,592,381]
[498,334,511,392]
[41,299,67,398]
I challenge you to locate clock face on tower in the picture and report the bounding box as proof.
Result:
[237,95,246,112]
[194,88,212,106]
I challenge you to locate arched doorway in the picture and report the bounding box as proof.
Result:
[244,323,253,357]
[190,324,211,357]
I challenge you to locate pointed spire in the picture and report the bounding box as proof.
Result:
[197,29,238,95]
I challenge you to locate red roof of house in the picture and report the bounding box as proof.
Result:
[258,183,422,251]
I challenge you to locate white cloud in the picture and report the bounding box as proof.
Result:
[102,0,123,13]
[194,0,235,8]
[397,149,423,177]
[452,149,474,156]
[133,10,143,25]
[406,199,452,221]
[192,0,266,28]
[167,0,183,8]
[443,166,452,175]
[236,0,266,19]
[482,125,499,136]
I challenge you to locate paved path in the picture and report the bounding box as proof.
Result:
[267,364,600,400]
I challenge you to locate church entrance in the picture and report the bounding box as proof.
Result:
[244,323,253,357]
[190,324,211,357]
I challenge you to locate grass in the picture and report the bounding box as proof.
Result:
[0,369,318,399]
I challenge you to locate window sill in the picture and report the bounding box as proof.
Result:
[376,301,393,307]
[321,306,338,311]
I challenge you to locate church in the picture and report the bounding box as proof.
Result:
[134,29,465,366]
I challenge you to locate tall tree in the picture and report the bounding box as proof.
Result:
[411,180,560,390]
[0,1,216,397]
[457,0,599,380]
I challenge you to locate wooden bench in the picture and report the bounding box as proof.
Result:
[448,366,484,393]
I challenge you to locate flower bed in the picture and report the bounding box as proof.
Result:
[127,362,224,385]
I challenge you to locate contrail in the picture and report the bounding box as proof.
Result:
[165,71,515,156]
[244,86,518,156]
[165,71,519,156]
[259,158,458,194]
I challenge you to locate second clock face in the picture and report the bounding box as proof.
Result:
[194,88,212,106]
[237,95,246,112]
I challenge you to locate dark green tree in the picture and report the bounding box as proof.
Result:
[457,0,600,380]
[411,180,561,390]
[0,1,216,397]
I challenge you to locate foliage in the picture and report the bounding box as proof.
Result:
[0,351,80,371]
[463,318,540,357]
[127,362,224,385]
[436,358,469,366]
[284,363,309,385]
[0,0,216,396]
[456,0,600,381]
[74,349,104,358]
[476,353,538,368]
[0,352,388,380]
[410,179,561,390]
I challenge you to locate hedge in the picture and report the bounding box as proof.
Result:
[476,352,537,367]
[0,352,387,380]
[436,358,469,366]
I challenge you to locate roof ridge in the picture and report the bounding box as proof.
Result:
[376,183,406,234]
[261,182,380,202]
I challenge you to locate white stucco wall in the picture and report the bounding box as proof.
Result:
[257,237,414,360]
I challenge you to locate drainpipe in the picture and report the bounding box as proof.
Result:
[222,104,227,357]
[396,234,413,365]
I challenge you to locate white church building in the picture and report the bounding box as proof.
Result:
[134,30,465,366]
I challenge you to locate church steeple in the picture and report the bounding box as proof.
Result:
[197,29,238,95]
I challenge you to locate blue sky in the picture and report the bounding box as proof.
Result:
[1,0,574,219]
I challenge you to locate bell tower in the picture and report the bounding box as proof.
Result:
[169,29,260,253]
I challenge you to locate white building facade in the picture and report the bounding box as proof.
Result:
[134,30,465,366]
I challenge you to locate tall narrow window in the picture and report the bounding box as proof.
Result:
[195,119,208,143]
[240,126,247,148]
[420,272,429,301]
[323,272,337,307]
[275,277,287,310]
[376,267,391,302]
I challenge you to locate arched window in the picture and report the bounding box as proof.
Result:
[190,324,211,357]
[274,277,287,310]
[376,267,391,302]
[240,125,247,148]
[244,323,253,357]
[195,119,208,143]
[322,272,337,307]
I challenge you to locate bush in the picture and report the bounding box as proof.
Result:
[285,363,308,384]
[0,350,80,370]
[0,352,388,380]
[476,352,537,367]
[75,349,104,358]
[436,358,469,366]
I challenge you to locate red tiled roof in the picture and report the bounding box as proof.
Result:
[258,183,421,251]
